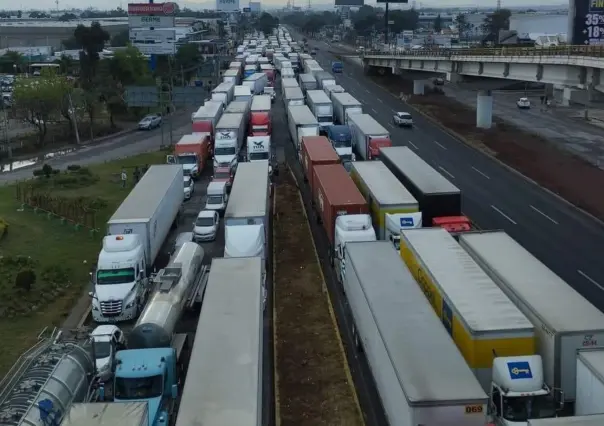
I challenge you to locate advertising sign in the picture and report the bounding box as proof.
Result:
[128,15,175,28]
[571,0,604,45]
[334,0,364,5]
[130,29,176,55]
[216,0,240,12]
[128,2,177,15]
[249,1,261,12]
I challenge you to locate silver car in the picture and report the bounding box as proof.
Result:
[138,113,162,130]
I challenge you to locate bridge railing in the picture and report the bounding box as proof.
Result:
[362,45,604,59]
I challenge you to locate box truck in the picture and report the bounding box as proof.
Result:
[211,82,235,106]
[299,73,318,92]
[305,89,334,132]
[332,92,363,125]
[301,135,340,192]
[250,95,272,136]
[344,241,488,426]
[283,86,305,107]
[243,72,268,95]
[91,165,184,323]
[287,104,319,155]
[224,161,270,260]
[191,100,224,141]
[214,113,246,170]
[348,113,392,161]
[167,133,211,179]
[312,164,375,283]
[350,161,419,239]
[459,230,604,418]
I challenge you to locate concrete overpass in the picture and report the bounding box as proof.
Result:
[361,45,604,128]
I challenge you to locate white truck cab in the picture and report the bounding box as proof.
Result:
[90,324,126,382]
[385,212,423,252]
[333,214,376,284]
[247,135,272,175]
[90,234,150,323]
[205,181,229,213]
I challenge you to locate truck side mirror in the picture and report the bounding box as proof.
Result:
[88,291,93,297]
[171,384,178,399]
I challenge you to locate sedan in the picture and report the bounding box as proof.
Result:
[193,210,220,242]
[393,112,413,127]
[138,113,162,130]
[516,97,531,109]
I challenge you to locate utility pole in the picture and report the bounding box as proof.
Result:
[67,92,80,145]
[384,2,390,46]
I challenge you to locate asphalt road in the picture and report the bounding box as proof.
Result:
[301,34,604,312]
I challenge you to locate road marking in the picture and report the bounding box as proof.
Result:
[438,166,455,179]
[388,123,395,129]
[407,140,419,150]
[434,141,447,150]
[490,205,517,225]
[365,89,370,94]
[530,205,559,225]
[377,98,383,103]
[578,270,604,291]
[471,166,490,179]
[371,108,378,114]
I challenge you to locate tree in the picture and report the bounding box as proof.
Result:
[111,29,129,47]
[455,14,472,41]
[175,44,201,80]
[55,55,74,74]
[16,10,21,18]
[482,9,511,38]
[13,71,72,146]
[434,14,442,33]
[257,12,278,37]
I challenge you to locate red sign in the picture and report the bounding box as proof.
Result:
[128,2,176,15]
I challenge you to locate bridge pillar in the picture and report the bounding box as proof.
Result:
[413,80,425,95]
[476,90,493,129]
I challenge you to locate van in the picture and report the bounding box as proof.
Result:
[205,181,229,214]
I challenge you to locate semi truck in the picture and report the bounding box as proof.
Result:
[283,86,305,107]
[259,64,275,86]
[90,165,184,323]
[247,135,271,165]
[113,242,206,426]
[224,161,270,260]
[234,85,253,105]
[379,146,469,232]
[175,257,264,426]
[344,241,489,426]
[244,64,256,78]
[326,124,354,165]
[243,72,268,95]
[312,164,376,283]
[324,84,345,101]
[332,92,363,125]
[459,230,604,419]
[211,81,235,107]
[348,113,392,161]
[299,72,318,92]
[350,161,419,240]
[222,68,240,84]
[214,112,246,170]
[399,228,537,392]
[287,104,319,155]
[576,348,604,416]
[167,133,211,179]
[305,89,334,133]
[225,100,250,116]
[250,95,272,136]
[281,77,299,96]
[301,135,340,191]
[191,100,224,141]
[314,71,335,89]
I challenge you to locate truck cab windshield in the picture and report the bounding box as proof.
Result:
[94,341,111,358]
[214,147,236,156]
[501,395,557,422]
[207,195,223,205]
[332,138,351,148]
[114,374,163,400]
[96,268,135,285]
[178,154,196,164]
[317,116,332,123]
[249,152,269,161]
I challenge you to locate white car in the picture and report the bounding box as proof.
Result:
[517,97,531,109]
[393,112,413,127]
[183,176,194,200]
[91,325,126,382]
[193,210,220,242]
[138,113,162,130]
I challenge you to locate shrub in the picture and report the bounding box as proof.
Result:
[14,269,36,292]
[42,164,53,178]
[0,217,7,240]
[67,164,81,171]
[32,169,44,177]
[75,167,92,176]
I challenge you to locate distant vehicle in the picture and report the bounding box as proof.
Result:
[433,77,444,85]
[211,166,234,190]
[91,325,126,382]
[138,113,162,130]
[193,210,220,242]
[183,175,194,200]
[517,97,531,109]
[331,61,343,73]
[393,112,413,127]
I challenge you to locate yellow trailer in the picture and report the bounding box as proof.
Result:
[350,161,418,239]
[399,227,536,390]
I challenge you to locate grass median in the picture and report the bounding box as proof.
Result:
[0,150,166,378]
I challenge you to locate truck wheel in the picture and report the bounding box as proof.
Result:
[352,323,363,352]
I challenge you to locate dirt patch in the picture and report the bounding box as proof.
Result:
[370,73,604,221]
[274,170,363,426]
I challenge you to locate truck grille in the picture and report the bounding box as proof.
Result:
[100,300,123,316]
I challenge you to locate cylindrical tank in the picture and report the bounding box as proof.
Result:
[129,242,204,349]
[0,341,95,426]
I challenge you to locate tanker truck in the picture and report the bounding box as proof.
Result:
[113,242,209,426]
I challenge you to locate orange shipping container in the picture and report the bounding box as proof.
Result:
[301,136,340,196]
[173,133,211,179]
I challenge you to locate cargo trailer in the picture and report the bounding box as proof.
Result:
[332,92,363,125]
[528,416,604,426]
[283,86,305,107]
[348,113,392,161]
[324,84,345,101]
[344,241,488,426]
[305,89,333,132]
[299,72,318,92]
[62,402,149,426]
[175,257,264,426]
[223,68,240,84]
[314,70,335,89]
[380,146,462,225]
[211,81,235,106]
[287,104,319,153]
[234,85,253,105]
[576,348,604,416]
[243,72,268,95]
[301,135,340,194]
[191,100,224,140]
[281,77,299,96]
[350,161,419,239]
[225,100,250,115]
[399,228,536,391]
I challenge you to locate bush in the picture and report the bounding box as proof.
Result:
[42,164,53,178]
[14,269,36,292]
[0,217,7,240]
[75,167,92,176]
[32,169,44,177]
[67,164,81,171]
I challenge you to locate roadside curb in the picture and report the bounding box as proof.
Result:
[341,56,604,228]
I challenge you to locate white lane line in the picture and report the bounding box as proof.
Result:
[388,123,395,129]
[365,89,370,94]
[371,108,378,114]
[490,205,517,225]
[530,205,559,225]
[434,141,447,150]
[578,270,604,291]
[438,166,455,179]
[377,98,383,103]
[407,140,419,150]
[472,166,490,180]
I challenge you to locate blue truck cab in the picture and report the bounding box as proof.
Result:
[327,125,354,170]
[113,348,179,426]
[331,61,343,73]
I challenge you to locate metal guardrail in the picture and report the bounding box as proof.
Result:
[362,45,604,59]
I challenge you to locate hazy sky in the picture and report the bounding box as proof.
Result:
[0,0,567,13]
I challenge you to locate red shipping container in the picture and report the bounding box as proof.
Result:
[302,136,340,192]
[313,164,368,245]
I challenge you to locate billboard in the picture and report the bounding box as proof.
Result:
[249,1,261,12]
[216,0,240,12]
[570,0,604,45]
[128,15,175,28]
[130,29,176,55]
[127,2,177,15]
[335,0,364,5]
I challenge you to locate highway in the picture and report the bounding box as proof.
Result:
[303,34,604,311]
